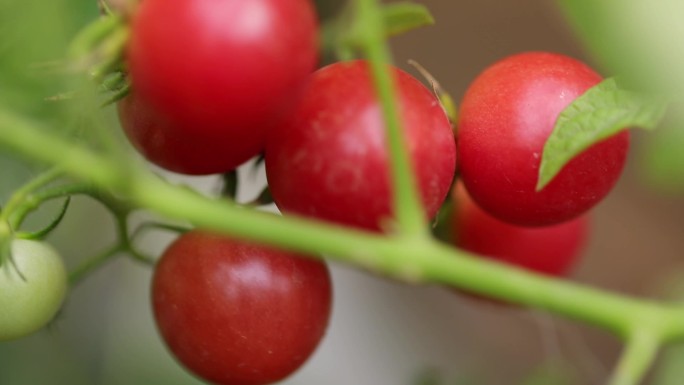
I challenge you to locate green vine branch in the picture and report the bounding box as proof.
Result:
[608,330,661,385]
[0,172,155,285]
[2,107,684,343]
[354,0,428,236]
[0,167,65,228]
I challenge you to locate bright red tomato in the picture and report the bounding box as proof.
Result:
[151,231,332,385]
[122,0,319,175]
[452,183,588,277]
[457,52,629,226]
[265,60,457,231]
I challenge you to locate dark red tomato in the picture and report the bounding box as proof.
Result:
[152,231,332,385]
[123,0,319,175]
[265,60,457,232]
[457,52,629,226]
[118,91,251,175]
[452,183,588,277]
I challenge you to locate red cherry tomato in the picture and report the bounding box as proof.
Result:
[457,52,629,226]
[151,231,332,385]
[265,60,457,231]
[452,183,588,277]
[122,0,319,175]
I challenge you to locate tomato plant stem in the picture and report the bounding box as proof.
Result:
[9,184,98,230]
[1,167,65,227]
[4,109,684,355]
[354,0,429,237]
[68,244,123,285]
[607,330,661,385]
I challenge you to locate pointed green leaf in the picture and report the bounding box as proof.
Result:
[382,2,435,37]
[537,78,668,191]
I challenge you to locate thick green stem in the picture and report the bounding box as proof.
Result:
[354,0,428,236]
[4,112,684,349]
[607,330,661,385]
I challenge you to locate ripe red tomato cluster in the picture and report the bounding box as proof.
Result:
[450,52,628,291]
[457,52,629,227]
[115,0,629,381]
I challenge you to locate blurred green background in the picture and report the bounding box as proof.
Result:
[2,0,684,384]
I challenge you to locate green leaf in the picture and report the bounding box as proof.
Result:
[382,2,435,37]
[537,78,668,191]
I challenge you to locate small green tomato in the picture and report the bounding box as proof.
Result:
[0,239,68,341]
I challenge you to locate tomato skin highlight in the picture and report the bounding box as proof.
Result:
[123,0,319,175]
[452,184,588,277]
[265,60,457,232]
[457,52,629,226]
[151,231,332,385]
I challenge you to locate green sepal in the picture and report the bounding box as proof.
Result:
[68,15,123,62]
[18,197,71,240]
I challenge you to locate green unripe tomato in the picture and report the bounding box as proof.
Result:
[0,239,68,341]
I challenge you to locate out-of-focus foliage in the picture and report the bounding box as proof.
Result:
[557,0,684,97]
[0,0,97,120]
[654,344,684,385]
[639,126,684,193]
[556,0,684,193]
[0,0,97,197]
[652,272,684,385]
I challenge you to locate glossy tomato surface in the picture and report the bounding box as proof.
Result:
[457,52,629,226]
[123,0,319,175]
[265,60,457,231]
[452,184,588,277]
[151,231,332,385]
